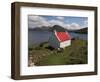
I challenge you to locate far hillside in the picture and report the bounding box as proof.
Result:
[28,25,88,34]
[71,27,88,34]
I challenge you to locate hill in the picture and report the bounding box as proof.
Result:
[28,39,87,66]
[74,27,88,34]
[29,25,88,34]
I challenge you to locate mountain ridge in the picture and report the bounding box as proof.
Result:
[28,25,87,34]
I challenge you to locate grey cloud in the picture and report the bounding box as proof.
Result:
[28,15,82,30]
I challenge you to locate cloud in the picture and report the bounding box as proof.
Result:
[49,20,81,30]
[28,15,82,30]
[49,20,65,27]
[60,23,81,30]
[69,23,81,30]
[56,16,64,20]
[28,15,50,28]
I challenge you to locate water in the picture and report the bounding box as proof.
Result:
[28,30,51,45]
[28,30,87,45]
[69,32,87,40]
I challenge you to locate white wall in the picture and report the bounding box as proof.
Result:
[0,0,100,82]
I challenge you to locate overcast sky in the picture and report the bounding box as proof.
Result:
[28,15,88,30]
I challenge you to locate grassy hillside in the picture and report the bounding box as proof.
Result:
[28,39,87,66]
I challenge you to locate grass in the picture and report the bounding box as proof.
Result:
[28,39,87,66]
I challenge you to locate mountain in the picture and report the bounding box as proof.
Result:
[29,25,87,34]
[49,25,66,32]
[28,25,66,31]
[73,27,88,34]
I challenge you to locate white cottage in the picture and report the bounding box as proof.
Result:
[49,25,71,49]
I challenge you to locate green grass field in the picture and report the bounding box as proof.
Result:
[28,39,88,66]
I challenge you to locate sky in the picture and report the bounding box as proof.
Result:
[28,15,88,30]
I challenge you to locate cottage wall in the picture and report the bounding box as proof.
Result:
[49,33,60,48]
[60,40,71,48]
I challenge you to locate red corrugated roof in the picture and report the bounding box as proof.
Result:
[55,32,71,42]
